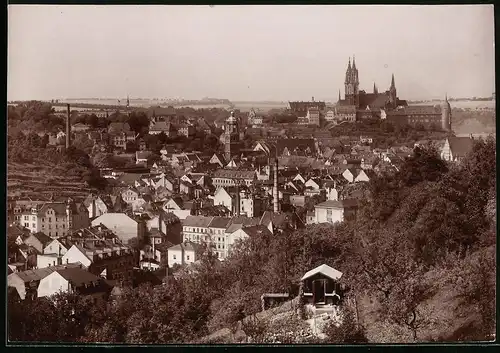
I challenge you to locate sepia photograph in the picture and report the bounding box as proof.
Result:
[7,4,496,344]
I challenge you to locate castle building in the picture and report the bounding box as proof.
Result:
[386,96,452,132]
[288,97,326,125]
[223,111,241,162]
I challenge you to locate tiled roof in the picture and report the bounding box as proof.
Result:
[213,169,256,180]
[387,105,442,116]
[208,216,232,229]
[315,199,358,209]
[150,121,177,132]
[242,225,273,238]
[136,151,153,160]
[108,122,131,133]
[56,267,100,287]
[167,241,202,252]
[11,263,82,283]
[447,137,474,158]
[31,232,52,246]
[148,106,176,118]
[335,105,357,113]
[182,215,213,228]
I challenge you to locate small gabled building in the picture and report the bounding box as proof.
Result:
[301,264,343,306]
[38,267,111,299]
[440,136,474,163]
[167,241,203,267]
[314,199,358,224]
[24,232,52,254]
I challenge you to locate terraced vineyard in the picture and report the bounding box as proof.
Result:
[8,160,93,199]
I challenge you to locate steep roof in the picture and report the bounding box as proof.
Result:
[150,121,177,132]
[148,106,176,118]
[182,215,213,228]
[242,225,273,238]
[208,216,232,229]
[30,232,52,246]
[301,264,343,281]
[448,137,474,158]
[213,169,256,180]
[108,122,131,133]
[315,199,358,209]
[11,263,82,283]
[56,267,100,287]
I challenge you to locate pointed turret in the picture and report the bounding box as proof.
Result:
[391,73,395,88]
[338,90,341,102]
[373,82,378,94]
[352,55,356,69]
[348,57,351,70]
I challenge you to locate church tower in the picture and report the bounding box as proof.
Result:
[441,94,452,132]
[373,82,378,94]
[389,74,397,108]
[344,56,359,107]
[224,111,240,161]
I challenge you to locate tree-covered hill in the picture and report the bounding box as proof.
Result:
[8,136,495,343]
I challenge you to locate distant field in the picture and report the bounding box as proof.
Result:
[413,100,495,110]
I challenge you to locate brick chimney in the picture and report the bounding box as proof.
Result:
[66,104,71,149]
[158,211,163,234]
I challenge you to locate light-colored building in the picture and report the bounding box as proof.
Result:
[182,216,214,244]
[213,187,233,211]
[37,267,103,298]
[91,213,146,244]
[212,169,256,188]
[7,263,82,300]
[121,187,140,204]
[313,199,358,225]
[19,200,89,238]
[306,108,320,126]
[167,241,202,267]
[162,198,192,220]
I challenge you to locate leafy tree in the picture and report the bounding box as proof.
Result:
[323,306,368,343]
[397,146,448,187]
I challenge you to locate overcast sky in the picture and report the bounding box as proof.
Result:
[8,5,495,102]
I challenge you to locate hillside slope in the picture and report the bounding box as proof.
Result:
[8,159,92,199]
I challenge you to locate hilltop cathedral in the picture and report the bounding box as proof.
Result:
[336,56,452,132]
[338,56,408,111]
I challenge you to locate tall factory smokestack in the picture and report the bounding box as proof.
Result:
[235,183,241,217]
[66,104,71,149]
[273,155,279,213]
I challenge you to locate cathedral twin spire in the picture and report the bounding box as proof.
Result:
[345,55,359,85]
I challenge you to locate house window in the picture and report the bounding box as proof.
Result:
[49,232,52,236]
[327,209,332,222]
[32,216,36,221]
[32,223,35,228]
[24,216,28,221]
[173,254,176,260]
[49,217,52,223]
[186,255,190,261]
[24,222,29,227]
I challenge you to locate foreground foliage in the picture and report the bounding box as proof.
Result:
[8,138,496,343]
